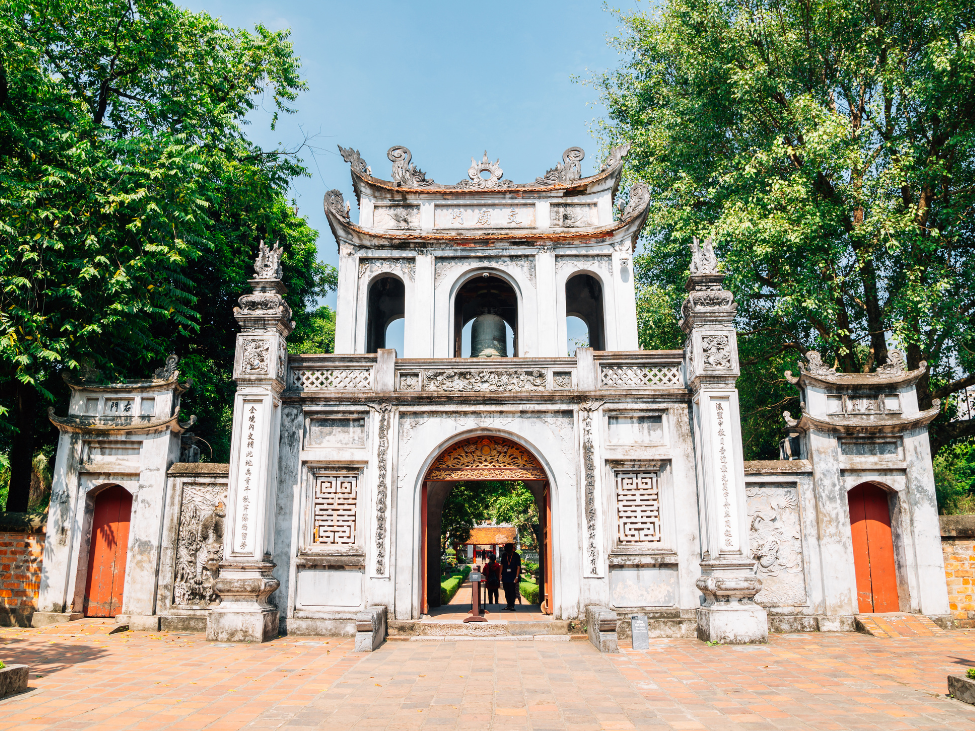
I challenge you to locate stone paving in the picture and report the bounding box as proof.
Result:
[1,624,975,730]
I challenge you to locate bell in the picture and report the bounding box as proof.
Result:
[471,314,508,357]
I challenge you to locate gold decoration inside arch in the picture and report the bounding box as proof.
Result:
[425,436,546,481]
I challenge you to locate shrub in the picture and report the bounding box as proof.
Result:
[967,668,975,680]
[440,565,472,604]
[519,579,539,604]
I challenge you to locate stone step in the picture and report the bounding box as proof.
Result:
[855,613,946,639]
[389,619,570,637]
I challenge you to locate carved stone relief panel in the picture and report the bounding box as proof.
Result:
[550,203,597,228]
[701,334,732,370]
[173,483,227,607]
[434,256,536,287]
[240,338,270,375]
[422,370,546,392]
[746,485,807,606]
[555,256,611,275]
[434,204,536,229]
[373,204,420,231]
[615,471,662,544]
[310,471,358,546]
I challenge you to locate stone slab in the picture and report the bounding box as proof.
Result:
[29,612,82,628]
[0,664,28,698]
[949,674,975,704]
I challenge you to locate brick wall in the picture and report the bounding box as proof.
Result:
[941,515,975,628]
[0,530,45,627]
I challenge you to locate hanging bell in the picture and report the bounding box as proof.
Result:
[471,314,508,357]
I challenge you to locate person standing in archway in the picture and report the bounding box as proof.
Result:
[500,543,521,611]
[484,553,501,606]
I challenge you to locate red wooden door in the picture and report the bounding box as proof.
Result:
[543,482,553,615]
[84,485,132,617]
[421,482,428,615]
[848,483,899,613]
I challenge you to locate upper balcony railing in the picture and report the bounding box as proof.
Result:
[286,349,684,395]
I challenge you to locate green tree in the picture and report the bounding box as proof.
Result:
[0,0,333,508]
[598,0,975,458]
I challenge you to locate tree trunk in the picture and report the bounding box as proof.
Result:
[5,382,37,513]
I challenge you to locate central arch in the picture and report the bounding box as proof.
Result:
[420,435,554,616]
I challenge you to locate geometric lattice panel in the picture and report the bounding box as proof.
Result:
[600,365,682,388]
[312,474,358,545]
[291,368,372,391]
[615,471,661,543]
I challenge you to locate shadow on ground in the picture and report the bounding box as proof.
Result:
[0,638,110,676]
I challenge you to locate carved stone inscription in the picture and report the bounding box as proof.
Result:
[712,399,737,551]
[174,483,226,607]
[615,471,661,544]
[234,401,262,553]
[434,205,536,229]
[312,473,358,545]
[550,203,596,228]
[746,485,807,606]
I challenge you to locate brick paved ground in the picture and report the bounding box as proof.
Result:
[1,625,975,730]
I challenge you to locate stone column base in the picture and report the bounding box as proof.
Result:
[696,603,767,644]
[695,558,768,644]
[30,611,82,628]
[206,560,280,643]
[207,607,278,643]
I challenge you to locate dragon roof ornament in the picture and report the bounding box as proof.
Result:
[334,142,632,191]
[535,147,585,185]
[388,146,434,187]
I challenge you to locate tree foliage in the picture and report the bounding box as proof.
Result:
[598,0,975,457]
[0,0,334,508]
[439,481,540,554]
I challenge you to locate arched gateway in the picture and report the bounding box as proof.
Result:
[419,435,554,615]
[36,144,950,646]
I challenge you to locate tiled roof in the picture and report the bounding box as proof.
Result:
[465,525,517,545]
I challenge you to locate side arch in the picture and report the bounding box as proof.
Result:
[847,481,899,613]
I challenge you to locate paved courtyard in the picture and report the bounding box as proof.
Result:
[1,624,974,730]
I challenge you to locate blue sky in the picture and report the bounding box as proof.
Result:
[183,0,639,312]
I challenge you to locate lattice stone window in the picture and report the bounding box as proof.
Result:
[312,472,358,545]
[615,470,661,543]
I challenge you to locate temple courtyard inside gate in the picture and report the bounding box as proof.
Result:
[1,624,975,730]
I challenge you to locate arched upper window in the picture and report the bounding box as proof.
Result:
[565,273,605,351]
[453,273,518,357]
[366,275,405,353]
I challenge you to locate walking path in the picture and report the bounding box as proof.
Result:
[1,623,974,729]
[429,573,547,622]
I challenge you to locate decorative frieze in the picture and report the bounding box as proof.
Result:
[422,370,546,392]
[615,471,661,544]
[358,257,416,282]
[746,485,807,606]
[434,256,536,287]
[311,472,358,545]
[555,255,611,274]
[426,435,546,480]
[173,483,226,607]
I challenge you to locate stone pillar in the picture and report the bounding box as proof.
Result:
[208,242,294,643]
[681,238,767,644]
